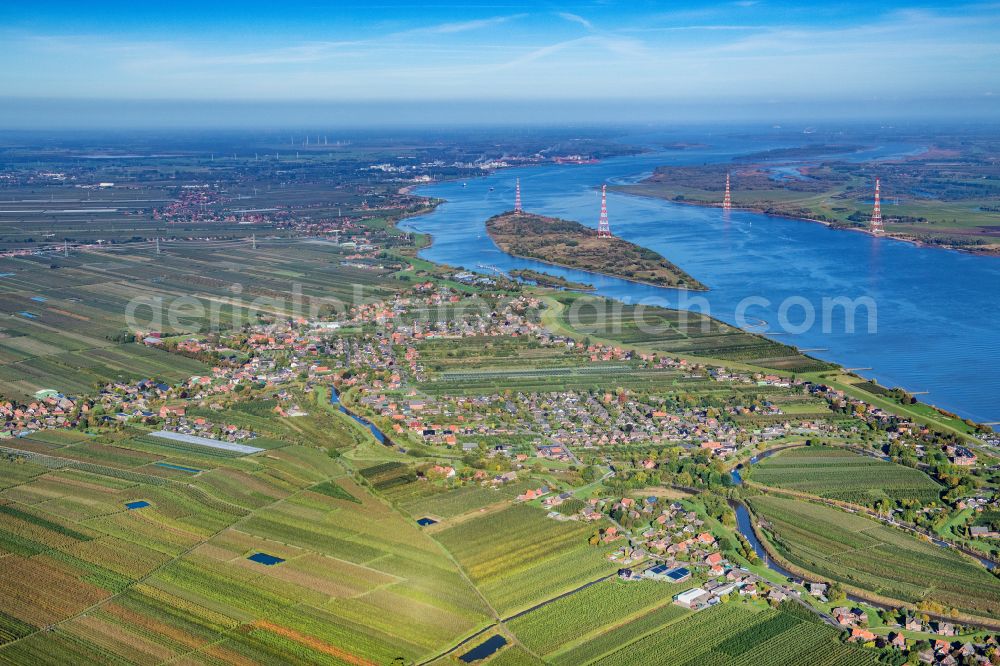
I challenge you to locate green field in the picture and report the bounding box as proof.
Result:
[507,578,691,658]
[433,503,616,616]
[381,475,536,519]
[547,597,694,666]
[749,495,1000,618]
[548,293,834,373]
[748,445,943,506]
[578,601,880,666]
[415,336,582,372]
[420,364,685,395]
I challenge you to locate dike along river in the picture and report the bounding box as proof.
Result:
[400,132,1000,426]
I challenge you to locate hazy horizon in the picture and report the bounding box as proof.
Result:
[2,0,998,128]
[0,97,997,130]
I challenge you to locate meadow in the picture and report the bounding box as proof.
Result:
[749,495,1000,618]
[748,445,943,506]
[0,134,961,664]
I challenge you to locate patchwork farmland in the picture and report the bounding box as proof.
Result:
[0,241,399,400]
[0,429,491,664]
[749,495,1000,619]
[506,578,693,659]
[747,445,944,506]
[434,504,617,616]
[550,293,835,373]
[1,130,998,666]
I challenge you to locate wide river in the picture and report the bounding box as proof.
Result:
[399,132,1000,425]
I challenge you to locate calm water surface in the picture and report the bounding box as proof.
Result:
[400,136,1000,424]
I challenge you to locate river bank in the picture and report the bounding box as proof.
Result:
[508,268,595,291]
[398,184,995,438]
[329,385,396,449]
[398,149,1000,425]
[615,185,1000,257]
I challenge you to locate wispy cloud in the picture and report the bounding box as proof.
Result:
[623,25,760,33]
[1,3,997,105]
[409,14,526,35]
[557,12,594,30]
[194,42,362,66]
[702,6,1000,57]
[493,33,647,70]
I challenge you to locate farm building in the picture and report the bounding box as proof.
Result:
[674,588,710,609]
[150,430,264,454]
[644,563,671,580]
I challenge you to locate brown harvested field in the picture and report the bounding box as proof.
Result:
[254,621,378,666]
[67,614,177,663]
[0,555,111,626]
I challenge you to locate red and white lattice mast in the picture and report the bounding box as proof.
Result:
[723,172,731,210]
[597,184,612,237]
[870,177,883,234]
[514,178,522,214]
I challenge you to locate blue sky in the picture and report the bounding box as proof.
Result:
[1,1,998,125]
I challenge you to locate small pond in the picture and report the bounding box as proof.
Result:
[460,635,507,663]
[248,553,285,566]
